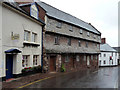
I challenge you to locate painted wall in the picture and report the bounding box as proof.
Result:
[99,52,118,66]
[1,5,42,78]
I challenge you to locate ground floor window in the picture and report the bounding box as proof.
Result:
[65,55,69,62]
[95,55,98,60]
[84,55,86,61]
[99,60,101,65]
[33,55,39,66]
[22,55,30,67]
[104,60,106,64]
[76,55,80,62]
[91,55,93,60]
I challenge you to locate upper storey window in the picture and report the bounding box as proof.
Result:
[93,35,96,39]
[79,29,83,34]
[30,3,38,19]
[69,26,73,32]
[56,22,62,28]
[24,30,30,41]
[87,32,90,37]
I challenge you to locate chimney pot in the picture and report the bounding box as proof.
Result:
[101,38,106,44]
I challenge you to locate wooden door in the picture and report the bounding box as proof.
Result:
[50,56,56,72]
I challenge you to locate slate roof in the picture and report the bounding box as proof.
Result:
[113,47,120,52]
[37,1,101,35]
[100,43,117,52]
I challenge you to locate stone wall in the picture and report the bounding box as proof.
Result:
[45,17,101,43]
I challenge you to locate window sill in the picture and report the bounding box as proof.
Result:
[23,41,40,46]
[54,43,60,45]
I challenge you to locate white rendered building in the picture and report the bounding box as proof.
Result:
[0,2,45,81]
[99,38,118,66]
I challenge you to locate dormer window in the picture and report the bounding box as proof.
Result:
[30,3,38,19]
[79,29,83,34]
[87,32,90,37]
[69,26,73,32]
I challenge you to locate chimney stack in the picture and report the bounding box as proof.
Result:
[101,38,106,44]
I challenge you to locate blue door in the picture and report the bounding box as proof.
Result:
[6,54,13,79]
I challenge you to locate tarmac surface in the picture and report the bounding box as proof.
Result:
[23,66,118,88]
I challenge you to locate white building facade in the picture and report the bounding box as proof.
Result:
[0,2,44,80]
[99,43,118,66]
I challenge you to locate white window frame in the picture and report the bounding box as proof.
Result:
[87,32,90,37]
[33,55,39,66]
[32,33,37,42]
[69,26,73,32]
[76,55,80,62]
[79,29,83,34]
[22,55,29,67]
[24,30,30,41]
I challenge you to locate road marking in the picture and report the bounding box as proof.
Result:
[92,71,98,73]
[18,76,54,89]
[17,69,99,89]
[17,72,71,89]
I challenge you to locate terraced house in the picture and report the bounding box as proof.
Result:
[37,1,101,72]
[0,1,45,81]
[0,0,102,81]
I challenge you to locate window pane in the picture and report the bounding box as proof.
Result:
[80,29,83,34]
[78,40,81,47]
[69,26,73,32]
[68,38,71,46]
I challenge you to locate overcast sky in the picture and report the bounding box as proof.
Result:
[40,0,119,47]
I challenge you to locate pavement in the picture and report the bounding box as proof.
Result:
[2,66,119,89]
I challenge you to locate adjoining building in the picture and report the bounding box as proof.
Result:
[99,38,118,66]
[36,1,101,72]
[0,1,45,81]
[113,47,120,65]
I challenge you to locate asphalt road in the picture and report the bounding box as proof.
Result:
[23,66,119,89]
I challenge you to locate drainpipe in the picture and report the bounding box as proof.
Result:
[41,25,45,71]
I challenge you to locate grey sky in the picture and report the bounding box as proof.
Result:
[41,0,119,47]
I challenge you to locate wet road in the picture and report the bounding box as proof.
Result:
[24,66,118,88]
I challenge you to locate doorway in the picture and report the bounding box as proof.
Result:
[50,56,56,72]
[6,54,13,79]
